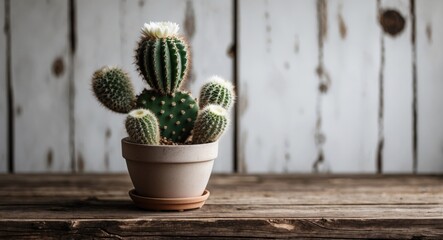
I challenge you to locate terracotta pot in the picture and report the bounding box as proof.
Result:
[121,137,217,198]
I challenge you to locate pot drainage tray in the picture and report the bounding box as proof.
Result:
[129,189,210,211]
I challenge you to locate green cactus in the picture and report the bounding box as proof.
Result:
[192,104,229,144]
[125,108,160,145]
[91,22,235,146]
[135,35,188,95]
[92,66,136,113]
[136,89,198,143]
[199,76,235,110]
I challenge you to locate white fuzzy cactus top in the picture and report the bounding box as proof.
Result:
[141,22,180,38]
[207,76,234,91]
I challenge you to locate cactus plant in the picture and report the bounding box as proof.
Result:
[192,105,229,144]
[199,76,235,110]
[92,67,136,113]
[135,22,189,95]
[136,89,198,142]
[125,108,160,144]
[91,21,235,145]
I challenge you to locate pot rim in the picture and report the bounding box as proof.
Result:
[121,137,219,163]
[121,137,218,149]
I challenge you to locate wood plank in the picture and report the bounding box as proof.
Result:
[74,0,124,172]
[0,174,442,238]
[379,0,414,173]
[0,0,7,173]
[416,0,443,173]
[1,218,442,239]
[1,174,442,205]
[238,0,318,173]
[11,0,71,172]
[321,0,380,172]
[1,203,442,219]
[74,0,233,172]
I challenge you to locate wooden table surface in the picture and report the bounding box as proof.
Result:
[0,174,442,239]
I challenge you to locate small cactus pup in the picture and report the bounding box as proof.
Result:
[125,108,160,145]
[92,66,136,113]
[135,22,189,95]
[192,104,229,144]
[198,76,235,110]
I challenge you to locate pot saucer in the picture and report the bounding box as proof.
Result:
[129,189,210,211]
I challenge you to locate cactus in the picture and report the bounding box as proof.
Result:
[92,67,136,113]
[199,76,235,110]
[125,109,160,144]
[136,89,198,143]
[91,21,235,146]
[192,105,229,144]
[135,22,189,95]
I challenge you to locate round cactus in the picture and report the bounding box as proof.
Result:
[92,66,136,113]
[136,89,198,143]
[192,104,229,144]
[125,108,160,145]
[199,76,235,110]
[135,22,189,95]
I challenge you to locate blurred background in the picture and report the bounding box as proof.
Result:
[0,0,442,174]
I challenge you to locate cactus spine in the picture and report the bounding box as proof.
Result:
[192,105,229,144]
[199,76,235,110]
[92,67,136,113]
[125,109,160,144]
[135,22,189,95]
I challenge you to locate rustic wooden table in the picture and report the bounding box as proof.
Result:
[0,174,442,239]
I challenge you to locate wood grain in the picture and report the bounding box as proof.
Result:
[74,0,233,172]
[0,0,7,173]
[322,0,380,173]
[238,0,318,173]
[0,174,442,238]
[416,0,443,173]
[11,0,71,172]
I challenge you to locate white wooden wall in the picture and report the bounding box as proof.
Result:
[0,0,442,173]
[238,0,443,173]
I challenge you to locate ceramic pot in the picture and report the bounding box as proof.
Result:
[121,137,217,198]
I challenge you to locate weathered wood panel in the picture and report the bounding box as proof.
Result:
[1,218,442,239]
[0,174,442,238]
[74,0,125,172]
[74,0,233,172]
[238,0,318,172]
[379,0,414,173]
[321,0,380,173]
[0,0,7,173]
[416,0,443,173]
[11,0,71,172]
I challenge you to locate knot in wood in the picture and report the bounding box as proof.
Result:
[380,9,406,37]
